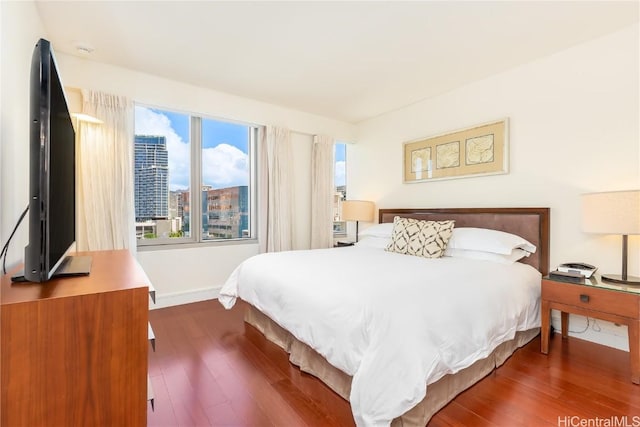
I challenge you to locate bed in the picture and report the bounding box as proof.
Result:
[219,207,550,426]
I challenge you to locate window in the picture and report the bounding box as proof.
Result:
[201,118,252,240]
[333,143,347,236]
[134,105,257,246]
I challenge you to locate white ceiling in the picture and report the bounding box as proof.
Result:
[35,1,638,124]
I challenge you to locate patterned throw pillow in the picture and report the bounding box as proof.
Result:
[385,216,455,258]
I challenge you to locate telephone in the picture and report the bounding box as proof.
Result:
[557,262,597,278]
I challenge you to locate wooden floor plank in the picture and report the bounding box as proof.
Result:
[452,376,551,427]
[147,375,178,426]
[147,300,640,427]
[201,401,244,426]
[433,401,497,427]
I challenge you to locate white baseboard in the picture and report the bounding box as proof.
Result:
[150,286,221,309]
[550,311,629,352]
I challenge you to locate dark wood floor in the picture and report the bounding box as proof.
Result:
[147,300,640,426]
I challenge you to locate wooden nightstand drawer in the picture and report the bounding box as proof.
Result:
[542,279,640,318]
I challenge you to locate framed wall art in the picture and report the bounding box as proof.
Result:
[403,119,508,183]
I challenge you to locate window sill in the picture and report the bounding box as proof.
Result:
[137,238,258,252]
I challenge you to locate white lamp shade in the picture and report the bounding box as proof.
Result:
[341,200,374,222]
[582,190,640,235]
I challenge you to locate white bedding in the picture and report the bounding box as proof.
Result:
[219,245,541,426]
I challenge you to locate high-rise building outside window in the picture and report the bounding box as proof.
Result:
[134,105,257,245]
[134,135,170,221]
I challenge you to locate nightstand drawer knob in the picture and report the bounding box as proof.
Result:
[580,294,590,303]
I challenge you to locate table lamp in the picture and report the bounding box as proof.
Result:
[341,200,374,242]
[582,190,640,284]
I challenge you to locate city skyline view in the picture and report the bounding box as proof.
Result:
[134,131,250,239]
[134,106,250,191]
[134,105,347,239]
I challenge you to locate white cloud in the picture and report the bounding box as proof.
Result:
[134,106,248,190]
[202,143,248,187]
[335,160,346,187]
[135,106,189,190]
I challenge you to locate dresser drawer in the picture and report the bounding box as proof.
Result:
[542,279,640,318]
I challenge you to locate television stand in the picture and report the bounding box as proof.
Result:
[53,255,92,277]
[11,254,92,282]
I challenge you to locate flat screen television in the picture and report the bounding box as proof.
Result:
[17,38,91,282]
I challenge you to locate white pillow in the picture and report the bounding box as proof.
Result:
[359,222,394,239]
[444,247,530,265]
[447,227,536,255]
[354,235,390,249]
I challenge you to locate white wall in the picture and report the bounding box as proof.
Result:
[0,1,47,271]
[51,54,355,307]
[351,24,640,350]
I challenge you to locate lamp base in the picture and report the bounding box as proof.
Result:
[601,274,640,286]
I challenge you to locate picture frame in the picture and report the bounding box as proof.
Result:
[403,119,508,183]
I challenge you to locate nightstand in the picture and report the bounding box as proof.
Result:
[541,275,640,384]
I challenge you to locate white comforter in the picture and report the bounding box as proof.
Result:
[219,246,541,426]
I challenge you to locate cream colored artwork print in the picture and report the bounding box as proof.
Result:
[436,141,460,169]
[403,119,507,183]
[465,134,494,165]
[411,147,431,172]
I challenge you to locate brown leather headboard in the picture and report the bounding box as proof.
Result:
[379,208,550,275]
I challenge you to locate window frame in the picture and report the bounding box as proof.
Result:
[134,104,259,250]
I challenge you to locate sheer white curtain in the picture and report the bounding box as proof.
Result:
[258,126,295,253]
[76,90,136,253]
[310,135,335,249]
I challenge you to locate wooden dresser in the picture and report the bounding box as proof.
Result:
[1,250,150,426]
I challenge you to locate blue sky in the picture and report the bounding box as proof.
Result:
[160,109,248,152]
[159,109,189,142]
[335,143,346,161]
[334,143,346,186]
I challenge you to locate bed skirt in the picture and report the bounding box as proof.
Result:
[245,304,539,426]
